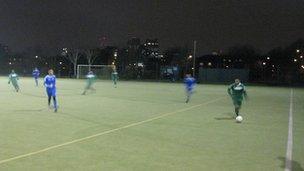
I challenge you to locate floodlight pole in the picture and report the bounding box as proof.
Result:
[193,40,197,77]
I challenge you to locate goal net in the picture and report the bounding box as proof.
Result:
[77,65,113,79]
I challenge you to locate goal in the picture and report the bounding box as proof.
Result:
[77,65,113,79]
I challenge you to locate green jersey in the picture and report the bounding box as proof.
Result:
[86,74,96,84]
[9,73,19,84]
[111,71,118,80]
[111,71,118,87]
[227,83,247,101]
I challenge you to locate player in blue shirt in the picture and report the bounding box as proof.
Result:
[184,74,196,103]
[32,68,40,86]
[44,69,58,112]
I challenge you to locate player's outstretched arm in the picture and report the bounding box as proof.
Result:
[227,86,232,97]
[243,89,248,101]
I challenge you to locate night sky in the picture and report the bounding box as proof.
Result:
[0,0,304,55]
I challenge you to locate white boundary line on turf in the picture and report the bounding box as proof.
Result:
[0,97,225,165]
[285,89,293,171]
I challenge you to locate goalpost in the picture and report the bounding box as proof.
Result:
[77,64,113,79]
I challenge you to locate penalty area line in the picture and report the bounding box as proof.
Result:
[285,89,294,171]
[0,97,224,165]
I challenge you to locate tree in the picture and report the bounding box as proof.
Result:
[84,49,98,70]
[226,45,260,69]
[225,45,261,82]
[63,49,81,77]
[163,46,190,75]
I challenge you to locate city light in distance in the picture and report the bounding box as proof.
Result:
[137,63,144,67]
[294,59,297,62]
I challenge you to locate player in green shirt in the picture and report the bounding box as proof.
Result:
[8,70,20,92]
[82,71,96,95]
[227,79,248,117]
[111,65,118,88]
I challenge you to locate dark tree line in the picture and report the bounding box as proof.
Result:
[1,38,304,84]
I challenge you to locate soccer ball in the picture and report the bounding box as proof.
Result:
[236,116,243,123]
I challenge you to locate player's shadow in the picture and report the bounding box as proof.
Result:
[20,92,45,98]
[214,113,235,121]
[60,111,101,125]
[13,108,45,112]
[277,156,304,171]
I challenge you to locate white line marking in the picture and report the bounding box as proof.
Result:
[0,97,224,165]
[285,89,293,171]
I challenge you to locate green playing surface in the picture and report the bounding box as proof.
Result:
[0,77,303,171]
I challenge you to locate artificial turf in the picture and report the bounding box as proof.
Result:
[0,77,302,171]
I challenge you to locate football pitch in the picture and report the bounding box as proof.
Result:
[0,77,303,171]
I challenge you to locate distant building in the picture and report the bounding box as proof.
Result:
[92,46,118,65]
[196,54,223,69]
[126,37,142,65]
[141,39,163,76]
[196,53,245,70]
[142,39,162,59]
[127,37,141,48]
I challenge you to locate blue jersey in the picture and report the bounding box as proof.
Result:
[44,75,56,96]
[184,77,196,90]
[32,69,40,78]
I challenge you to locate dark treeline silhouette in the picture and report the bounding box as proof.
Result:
[1,38,304,84]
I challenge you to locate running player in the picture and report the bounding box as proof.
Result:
[32,68,40,86]
[227,79,248,117]
[8,70,20,92]
[44,69,58,112]
[82,71,96,95]
[184,74,196,103]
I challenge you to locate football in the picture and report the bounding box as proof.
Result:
[236,116,243,123]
